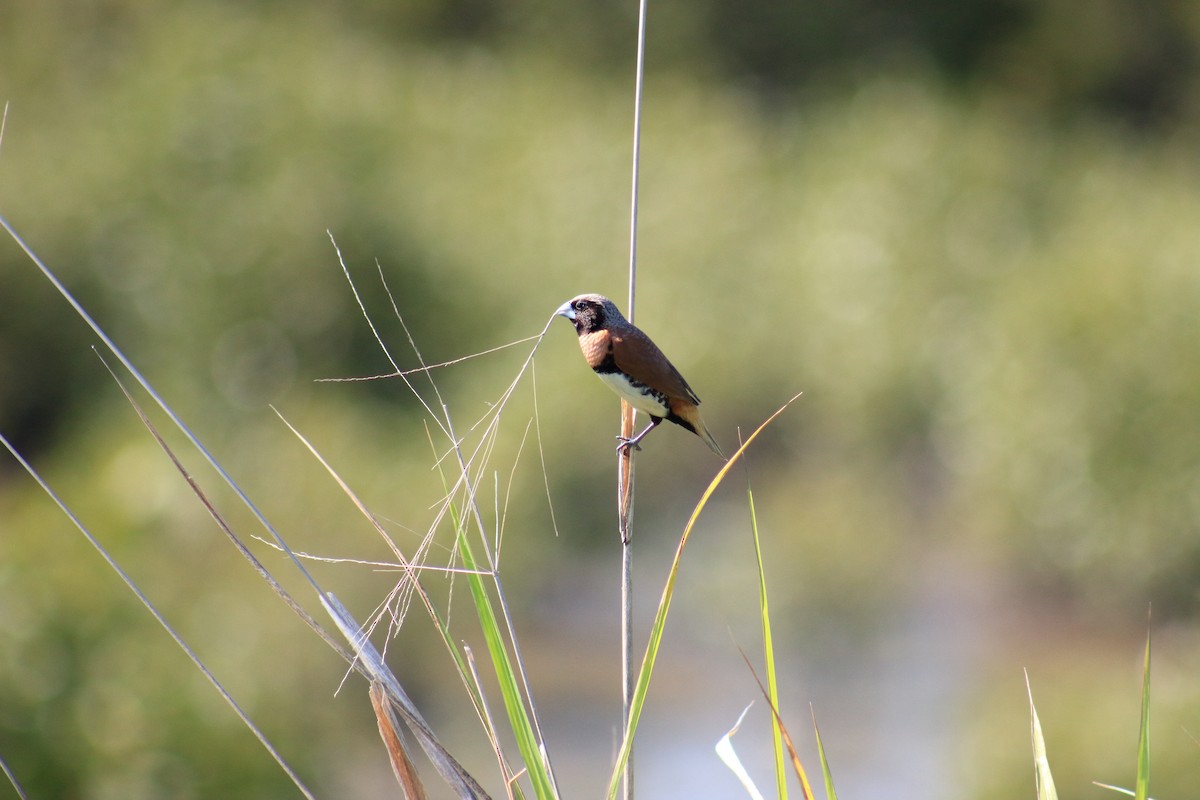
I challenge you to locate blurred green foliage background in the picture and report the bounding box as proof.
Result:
[3,0,1200,797]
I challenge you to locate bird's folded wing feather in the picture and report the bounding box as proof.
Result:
[611,329,702,405]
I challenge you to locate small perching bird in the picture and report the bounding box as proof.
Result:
[556,294,724,457]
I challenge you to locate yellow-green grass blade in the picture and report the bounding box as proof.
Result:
[740,651,815,800]
[1092,618,1153,800]
[1136,618,1151,800]
[456,527,548,798]
[1026,671,1058,800]
[606,394,803,799]
[748,484,787,800]
[435,465,546,800]
[810,708,837,800]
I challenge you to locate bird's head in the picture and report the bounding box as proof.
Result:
[555,294,624,334]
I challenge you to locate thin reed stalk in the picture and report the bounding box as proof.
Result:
[618,0,650,797]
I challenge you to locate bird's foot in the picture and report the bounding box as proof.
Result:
[615,436,643,454]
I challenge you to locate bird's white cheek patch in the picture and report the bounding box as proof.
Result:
[597,371,669,416]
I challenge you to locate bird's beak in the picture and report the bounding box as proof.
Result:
[555,301,575,321]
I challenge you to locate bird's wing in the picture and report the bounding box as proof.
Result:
[610,328,702,406]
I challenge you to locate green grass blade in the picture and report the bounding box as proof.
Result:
[1092,617,1153,800]
[456,529,548,798]
[1026,670,1058,800]
[748,484,787,800]
[1136,616,1151,800]
[739,652,815,800]
[430,449,544,798]
[810,708,837,800]
[606,394,802,799]
[431,459,548,800]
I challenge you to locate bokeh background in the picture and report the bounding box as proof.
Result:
[3,1,1200,797]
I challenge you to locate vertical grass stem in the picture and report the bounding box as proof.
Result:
[619,0,649,797]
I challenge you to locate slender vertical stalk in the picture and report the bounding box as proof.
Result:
[619,1,649,798]
[617,408,635,800]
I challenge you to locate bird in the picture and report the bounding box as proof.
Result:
[555,293,724,457]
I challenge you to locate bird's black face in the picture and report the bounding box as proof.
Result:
[556,295,613,335]
[570,298,606,333]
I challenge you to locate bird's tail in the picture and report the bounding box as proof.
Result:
[671,402,726,459]
[697,420,725,459]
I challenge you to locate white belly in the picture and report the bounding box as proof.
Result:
[597,371,669,417]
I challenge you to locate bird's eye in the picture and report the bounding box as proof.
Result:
[574,300,586,310]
